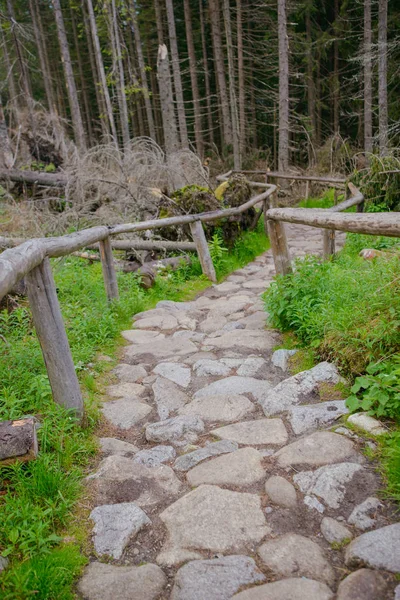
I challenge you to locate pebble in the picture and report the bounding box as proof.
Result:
[265,475,297,508]
[320,517,352,544]
[347,497,382,530]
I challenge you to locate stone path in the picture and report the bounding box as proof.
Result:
[78,224,399,600]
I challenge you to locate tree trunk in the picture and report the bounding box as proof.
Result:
[306,4,317,152]
[364,0,373,157]
[157,44,180,155]
[378,0,388,155]
[165,0,189,148]
[86,0,118,143]
[0,23,19,125]
[51,0,87,152]
[199,0,214,145]
[209,0,233,147]
[29,0,57,114]
[0,97,14,169]
[333,0,340,135]
[129,1,156,141]
[236,0,246,159]
[278,0,289,172]
[222,0,240,169]
[154,0,164,45]
[110,0,130,147]
[183,0,204,157]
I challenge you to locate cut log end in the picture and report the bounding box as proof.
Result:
[0,418,38,465]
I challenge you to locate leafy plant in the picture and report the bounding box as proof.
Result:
[346,359,400,420]
[208,232,228,269]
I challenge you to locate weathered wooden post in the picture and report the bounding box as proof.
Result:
[190,219,217,282]
[99,236,119,302]
[25,258,84,419]
[266,193,292,275]
[323,229,336,259]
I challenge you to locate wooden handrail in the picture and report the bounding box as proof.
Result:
[217,169,346,185]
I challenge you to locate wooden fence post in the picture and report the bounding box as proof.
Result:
[99,236,119,302]
[267,219,293,275]
[190,220,217,283]
[323,229,336,259]
[25,258,84,419]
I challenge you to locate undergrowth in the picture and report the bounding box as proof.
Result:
[0,222,268,599]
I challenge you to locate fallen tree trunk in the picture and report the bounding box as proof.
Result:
[0,168,67,187]
[0,418,38,465]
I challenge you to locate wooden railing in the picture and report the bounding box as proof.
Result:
[0,181,276,418]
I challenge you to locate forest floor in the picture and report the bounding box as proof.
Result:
[77,224,400,600]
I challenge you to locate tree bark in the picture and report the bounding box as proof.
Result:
[378,0,388,155]
[0,97,13,169]
[209,0,233,147]
[165,0,189,148]
[51,0,87,152]
[110,0,130,147]
[333,0,340,135]
[222,0,240,169]
[29,0,57,114]
[183,0,204,157]
[237,0,246,159]
[199,0,214,145]
[157,44,180,155]
[364,0,373,157]
[86,0,118,143]
[277,0,289,172]
[154,0,164,45]
[306,4,317,151]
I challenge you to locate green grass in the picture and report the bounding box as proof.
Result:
[0,222,268,598]
[298,188,338,209]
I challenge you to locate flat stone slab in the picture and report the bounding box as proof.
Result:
[199,316,228,334]
[265,475,297,508]
[274,431,356,467]
[133,445,176,467]
[99,438,139,457]
[134,312,179,330]
[171,555,265,600]
[187,448,265,488]
[193,359,232,377]
[145,415,205,446]
[112,363,147,383]
[336,569,389,600]
[121,330,165,344]
[259,362,344,416]
[271,348,297,371]
[124,338,197,362]
[204,330,276,352]
[237,357,266,377]
[194,377,272,401]
[212,418,288,446]
[107,382,146,398]
[179,395,255,423]
[288,401,349,435]
[345,523,400,572]
[321,517,353,544]
[232,578,334,600]
[157,484,270,566]
[348,497,382,530]
[206,295,253,317]
[90,502,150,559]
[258,533,335,586]
[174,440,239,472]
[293,462,364,508]
[102,399,152,429]
[152,377,190,420]
[153,362,191,388]
[242,279,267,290]
[347,413,387,435]
[78,562,166,600]
[87,455,184,507]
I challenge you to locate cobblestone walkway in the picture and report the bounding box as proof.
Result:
[78,225,400,600]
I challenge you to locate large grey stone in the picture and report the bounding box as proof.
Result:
[90,502,150,559]
[288,401,349,435]
[187,448,265,488]
[179,395,255,423]
[395,584,400,600]
[121,329,165,344]
[99,438,139,457]
[78,562,166,600]
[171,555,265,600]
[174,440,239,472]
[271,348,298,371]
[112,363,148,383]
[194,377,272,401]
[152,377,190,420]
[153,362,191,388]
[258,533,335,586]
[213,281,241,294]
[134,312,178,330]
[184,351,217,365]
[133,445,176,467]
[237,357,266,377]
[336,569,389,600]
[242,279,267,290]
[124,338,197,361]
[274,431,356,467]
[347,413,387,436]
[345,523,400,572]
[173,330,206,343]
[145,415,205,446]
[206,295,252,317]
[347,497,382,530]
[87,455,183,507]
[204,330,276,352]
[157,485,270,566]
[231,578,334,600]
[212,418,288,446]
[293,462,364,508]
[259,362,344,416]
[320,517,353,544]
[107,382,146,398]
[102,399,152,429]
[193,359,232,377]
[199,316,228,334]
[265,475,297,508]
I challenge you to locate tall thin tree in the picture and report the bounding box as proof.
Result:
[378,0,388,155]
[236,0,246,159]
[110,0,130,146]
[183,0,204,156]
[199,0,214,145]
[222,0,240,168]
[277,0,289,171]
[364,0,373,157]
[157,44,179,155]
[29,0,57,113]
